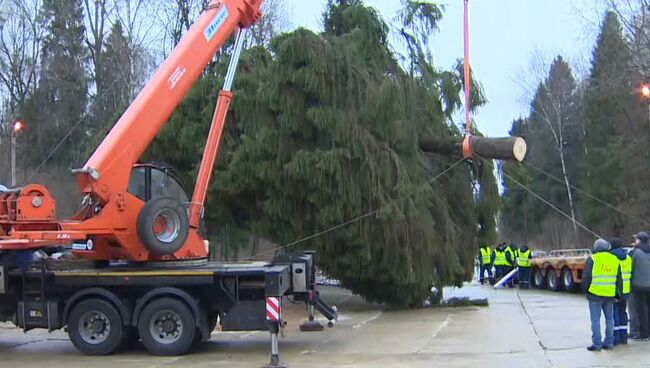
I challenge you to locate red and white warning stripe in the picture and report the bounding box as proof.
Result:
[266,296,281,321]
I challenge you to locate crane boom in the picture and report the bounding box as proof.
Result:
[0,0,264,262]
[78,0,261,203]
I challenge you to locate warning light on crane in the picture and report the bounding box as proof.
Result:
[642,85,650,98]
[12,120,23,133]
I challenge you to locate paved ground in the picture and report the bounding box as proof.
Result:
[1,284,649,368]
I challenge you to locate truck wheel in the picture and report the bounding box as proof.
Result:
[532,268,545,289]
[138,298,195,356]
[561,268,575,291]
[68,299,124,355]
[137,197,189,255]
[546,270,562,291]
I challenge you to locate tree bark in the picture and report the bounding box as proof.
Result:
[419,135,527,162]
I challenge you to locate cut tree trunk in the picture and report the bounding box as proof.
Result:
[419,136,527,162]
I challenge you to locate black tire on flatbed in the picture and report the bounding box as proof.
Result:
[561,267,575,291]
[532,268,545,289]
[546,269,562,291]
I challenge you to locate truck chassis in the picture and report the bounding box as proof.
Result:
[0,251,337,357]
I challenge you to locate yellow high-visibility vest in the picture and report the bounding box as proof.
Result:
[494,249,506,266]
[588,252,620,297]
[504,246,514,267]
[517,249,532,268]
[621,255,632,295]
[480,247,492,264]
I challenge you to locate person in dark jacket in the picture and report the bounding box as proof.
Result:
[629,236,641,339]
[609,237,631,345]
[494,243,506,281]
[582,238,622,351]
[517,244,533,289]
[630,232,650,340]
[504,243,516,288]
[478,244,495,285]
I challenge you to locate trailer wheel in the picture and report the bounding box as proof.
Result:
[68,299,124,355]
[546,269,562,291]
[532,268,545,289]
[138,297,195,356]
[137,197,189,255]
[561,267,575,291]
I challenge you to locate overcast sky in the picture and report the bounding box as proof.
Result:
[284,0,604,137]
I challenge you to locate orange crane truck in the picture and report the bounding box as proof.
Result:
[0,0,337,361]
[530,249,591,292]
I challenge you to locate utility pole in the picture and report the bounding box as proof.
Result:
[647,102,650,135]
[642,85,650,134]
[11,132,15,186]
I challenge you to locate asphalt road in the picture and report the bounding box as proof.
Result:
[1,285,648,368]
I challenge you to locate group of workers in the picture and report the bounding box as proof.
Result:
[477,232,650,352]
[584,232,650,351]
[477,242,532,288]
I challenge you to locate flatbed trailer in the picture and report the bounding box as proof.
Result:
[529,249,590,292]
[0,251,337,358]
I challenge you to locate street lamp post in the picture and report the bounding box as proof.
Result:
[642,85,650,133]
[10,120,23,187]
[10,130,15,186]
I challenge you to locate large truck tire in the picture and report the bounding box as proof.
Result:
[137,197,189,255]
[532,268,545,289]
[546,269,562,291]
[138,297,195,356]
[68,298,124,355]
[561,267,575,291]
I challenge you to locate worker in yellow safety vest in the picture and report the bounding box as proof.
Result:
[503,243,516,288]
[493,243,506,281]
[478,245,495,285]
[517,245,532,289]
[609,237,631,345]
[582,238,622,351]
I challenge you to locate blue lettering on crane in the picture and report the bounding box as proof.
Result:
[204,6,230,42]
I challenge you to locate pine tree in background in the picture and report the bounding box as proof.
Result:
[24,0,88,166]
[500,57,584,247]
[88,21,133,150]
[501,10,650,246]
[498,119,534,242]
[581,11,648,236]
[529,56,582,242]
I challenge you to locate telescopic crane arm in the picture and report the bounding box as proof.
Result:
[79,0,260,203]
[0,0,263,262]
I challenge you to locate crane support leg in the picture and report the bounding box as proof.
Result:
[264,296,287,368]
[264,324,287,368]
[300,295,324,331]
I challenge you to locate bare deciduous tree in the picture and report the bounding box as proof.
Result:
[246,0,290,47]
[83,0,119,90]
[0,0,44,120]
[518,52,581,243]
[150,0,208,55]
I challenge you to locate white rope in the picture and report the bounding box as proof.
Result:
[482,157,602,239]
[522,160,650,227]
